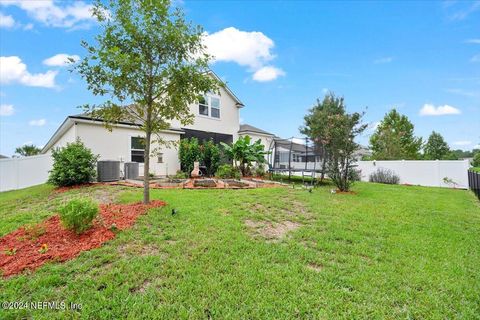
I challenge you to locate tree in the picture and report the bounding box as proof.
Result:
[423,131,451,160]
[15,144,41,157]
[300,93,345,182]
[324,111,367,192]
[75,0,219,203]
[221,136,269,177]
[473,152,480,167]
[370,109,422,160]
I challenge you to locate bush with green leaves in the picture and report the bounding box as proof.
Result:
[202,139,220,177]
[473,152,480,167]
[171,170,188,179]
[58,198,99,234]
[254,164,266,178]
[215,164,241,180]
[220,135,269,176]
[179,137,201,176]
[369,168,400,184]
[48,139,99,187]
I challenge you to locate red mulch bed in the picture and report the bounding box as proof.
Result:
[0,200,165,278]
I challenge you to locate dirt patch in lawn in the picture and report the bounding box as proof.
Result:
[0,200,165,278]
[245,219,301,241]
[117,241,163,258]
[306,262,324,272]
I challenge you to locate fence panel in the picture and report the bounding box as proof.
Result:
[0,154,53,192]
[469,170,480,199]
[356,160,470,189]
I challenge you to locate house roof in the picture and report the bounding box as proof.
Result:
[238,124,274,136]
[0,154,9,159]
[207,70,244,107]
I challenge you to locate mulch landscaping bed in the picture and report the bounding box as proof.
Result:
[0,200,165,278]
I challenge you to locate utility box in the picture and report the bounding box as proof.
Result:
[124,162,139,180]
[97,160,120,182]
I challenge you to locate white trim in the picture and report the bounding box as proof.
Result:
[238,130,275,138]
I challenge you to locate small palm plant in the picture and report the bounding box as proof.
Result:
[221,136,269,176]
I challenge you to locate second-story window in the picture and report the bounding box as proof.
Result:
[198,95,220,119]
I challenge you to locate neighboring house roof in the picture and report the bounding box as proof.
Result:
[0,154,9,159]
[239,124,274,136]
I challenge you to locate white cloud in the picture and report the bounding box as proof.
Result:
[0,12,15,28]
[43,54,80,67]
[203,27,284,82]
[465,39,480,44]
[453,141,472,146]
[0,56,57,88]
[374,57,394,64]
[0,0,95,29]
[0,104,14,116]
[419,103,461,116]
[204,27,275,69]
[471,54,480,62]
[29,119,46,126]
[252,66,285,82]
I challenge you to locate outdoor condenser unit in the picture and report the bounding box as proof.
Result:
[97,160,120,182]
[124,162,139,180]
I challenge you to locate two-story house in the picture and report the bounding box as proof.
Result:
[41,72,275,176]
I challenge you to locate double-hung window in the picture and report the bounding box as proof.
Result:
[198,95,220,119]
[131,137,145,163]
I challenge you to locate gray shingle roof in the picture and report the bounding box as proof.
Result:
[239,124,274,136]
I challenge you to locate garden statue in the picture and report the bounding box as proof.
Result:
[191,161,201,178]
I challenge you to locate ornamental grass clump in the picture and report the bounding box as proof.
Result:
[369,168,400,185]
[59,199,99,234]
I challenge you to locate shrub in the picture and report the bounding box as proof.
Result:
[254,164,266,178]
[202,139,220,177]
[349,168,362,182]
[171,170,188,179]
[369,168,400,184]
[48,139,99,187]
[215,164,241,180]
[179,137,201,176]
[473,152,480,167]
[59,198,99,234]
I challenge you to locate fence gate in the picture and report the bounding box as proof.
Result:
[468,170,480,199]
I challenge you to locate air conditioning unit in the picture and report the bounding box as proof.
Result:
[97,160,120,182]
[124,162,139,180]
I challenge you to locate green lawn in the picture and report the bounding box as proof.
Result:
[1,182,480,319]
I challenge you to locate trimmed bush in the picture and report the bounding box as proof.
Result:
[202,139,220,177]
[48,139,99,187]
[215,164,241,180]
[179,137,201,176]
[59,198,99,234]
[369,168,400,184]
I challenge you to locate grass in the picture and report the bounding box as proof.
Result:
[1,182,480,319]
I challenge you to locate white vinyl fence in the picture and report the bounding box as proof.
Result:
[356,160,470,189]
[0,154,53,192]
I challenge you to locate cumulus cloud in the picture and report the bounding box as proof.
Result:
[419,104,461,116]
[0,12,15,28]
[0,104,14,116]
[252,66,285,82]
[29,119,46,126]
[453,140,471,146]
[203,27,285,82]
[374,56,394,64]
[0,56,57,88]
[0,0,96,29]
[43,54,80,67]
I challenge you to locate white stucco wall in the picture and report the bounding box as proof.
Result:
[171,85,240,140]
[73,122,180,176]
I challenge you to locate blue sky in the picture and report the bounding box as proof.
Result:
[0,0,479,156]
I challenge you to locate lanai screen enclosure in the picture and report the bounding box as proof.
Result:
[267,137,324,184]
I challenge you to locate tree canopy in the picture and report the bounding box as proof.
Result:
[75,0,219,203]
[369,109,422,160]
[15,144,41,157]
[423,131,451,160]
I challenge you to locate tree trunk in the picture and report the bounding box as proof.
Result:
[143,129,151,204]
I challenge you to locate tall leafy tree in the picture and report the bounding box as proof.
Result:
[300,93,345,181]
[75,0,219,203]
[15,144,41,157]
[423,131,451,160]
[370,109,422,160]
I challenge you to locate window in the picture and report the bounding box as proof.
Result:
[131,137,145,163]
[198,96,208,116]
[157,153,163,163]
[211,97,220,118]
[198,95,220,118]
